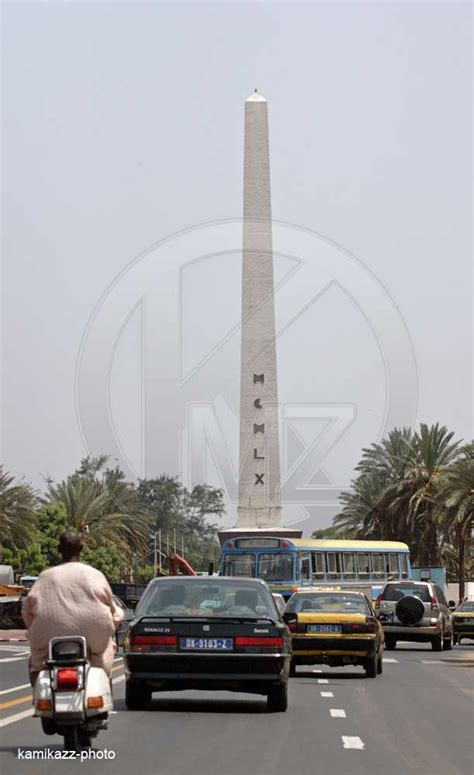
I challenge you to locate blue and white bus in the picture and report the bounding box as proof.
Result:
[220,537,412,601]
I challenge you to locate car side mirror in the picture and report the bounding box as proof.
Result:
[283,612,297,626]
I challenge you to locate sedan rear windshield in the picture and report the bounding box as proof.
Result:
[286,593,370,614]
[135,581,276,619]
[382,585,431,602]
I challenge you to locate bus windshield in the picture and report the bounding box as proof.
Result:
[257,553,294,582]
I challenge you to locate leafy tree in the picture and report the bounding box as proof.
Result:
[81,545,125,581]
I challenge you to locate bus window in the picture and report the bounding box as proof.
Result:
[258,553,294,582]
[356,553,370,578]
[400,554,409,578]
[388,554,399,577]
[300,554,311,583]
[370,553,385,579]
[342,553,356,580]
[327,552,341,578]
[224,554,256,577]
[311,552,325,580]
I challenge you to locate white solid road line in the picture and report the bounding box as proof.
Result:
[0,656,29,663]
[383,658,399,663]
[422,660,443,664]
[317,678,329,684]
[0,645,29,653]
[0,683,31,696]
[320,691,334,698]
[0,709,33,728]
[330,709,347,718]
[342,736,365,750]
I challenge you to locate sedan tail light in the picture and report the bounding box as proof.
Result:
[130,634,177,652]
[235,637,283,647]
[348,620,378,634]
[56,668,79,691]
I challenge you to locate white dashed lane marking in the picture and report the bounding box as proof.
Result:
[317,678,329,684]
[0,683,30,696]
[320,691,334,697]
[421,660,443,664]
[342,736,365,750]
[383,658,398,663]
[330,709,347,718]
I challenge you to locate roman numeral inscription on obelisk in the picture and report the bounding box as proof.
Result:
[237,91,282,529]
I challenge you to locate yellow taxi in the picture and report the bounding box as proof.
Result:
[452,600,474,644]
[283,589,384,678]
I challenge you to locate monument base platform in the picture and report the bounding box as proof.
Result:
[218,526,303,546]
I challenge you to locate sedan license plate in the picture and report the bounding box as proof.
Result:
[307,624,342,633]
[180,638,233,650]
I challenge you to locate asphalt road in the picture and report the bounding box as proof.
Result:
[1,642,473,775]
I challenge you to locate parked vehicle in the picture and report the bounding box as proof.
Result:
[33,636,113,752]
[452,600,474,644]
[284,589,384,678]
[375,580,453,651]
[124,577,291,712]
[112,595,135,648]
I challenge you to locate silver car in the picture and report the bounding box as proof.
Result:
[375,580,453,652]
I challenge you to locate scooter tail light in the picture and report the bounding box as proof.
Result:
[56,668,79,690]
[87,696,104,708]
[36,699,52,711]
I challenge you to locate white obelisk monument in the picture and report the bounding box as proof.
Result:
[237,91,282,529]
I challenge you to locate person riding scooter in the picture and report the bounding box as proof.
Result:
[22,532,124,686]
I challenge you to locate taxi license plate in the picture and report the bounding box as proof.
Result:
[307,624,342,633]
[180,638,233,650]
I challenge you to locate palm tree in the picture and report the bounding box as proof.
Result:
[335,425,463,566]
[0,467,37,553]
[435,444,474,599]
[46,458,150,557]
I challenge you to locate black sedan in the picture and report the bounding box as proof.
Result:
[123,577,291,712]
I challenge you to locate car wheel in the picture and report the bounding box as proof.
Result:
[384,637,397,650]
[125,680,151,710]
[365,654,377,678]
[431,632,443,652]
[289,659,296,678]
[267,682,288,712]
[377,653,383,674]
[443,632,453,650]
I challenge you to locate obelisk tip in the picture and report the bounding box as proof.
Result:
[246,89,266,103]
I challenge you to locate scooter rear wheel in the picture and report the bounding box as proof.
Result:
[63,725,81,753]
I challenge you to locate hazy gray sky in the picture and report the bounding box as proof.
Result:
[2,1,472,533]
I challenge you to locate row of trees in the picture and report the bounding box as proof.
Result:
[331,424,473,598]
[1,424,472,593]
[0,456,224,582]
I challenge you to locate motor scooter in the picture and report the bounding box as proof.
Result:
[33,635,113,752]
